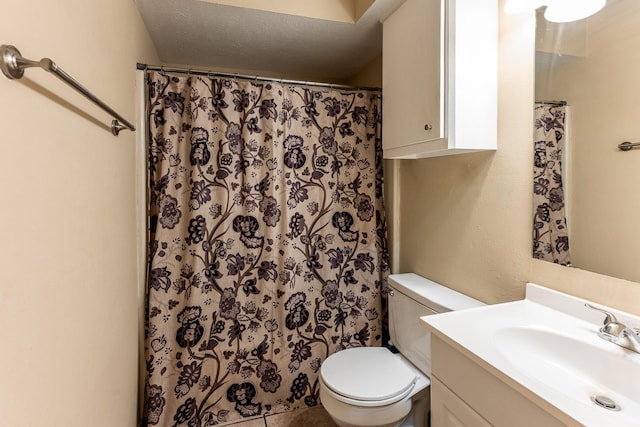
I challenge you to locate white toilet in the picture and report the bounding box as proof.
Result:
[319,273,484,427]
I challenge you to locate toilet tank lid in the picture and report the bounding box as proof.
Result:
[388,273,485,312]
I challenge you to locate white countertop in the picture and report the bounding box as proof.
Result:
[421,283,640,427]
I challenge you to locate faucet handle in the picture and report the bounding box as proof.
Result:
[624,328,640,337]
[585,303,618,325]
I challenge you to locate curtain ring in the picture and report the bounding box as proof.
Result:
[160,66,166,76]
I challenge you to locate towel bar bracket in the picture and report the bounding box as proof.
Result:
[0,44,26,79]
[618,141,640,151]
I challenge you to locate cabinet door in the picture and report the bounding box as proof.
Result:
[382,0,444,152]
[431,377,492,427]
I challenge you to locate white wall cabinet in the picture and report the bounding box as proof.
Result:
[382,0,498,159]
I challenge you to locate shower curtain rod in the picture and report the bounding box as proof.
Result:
[0,44,136,136]
[137,63,381,92]
[535,100,567,106]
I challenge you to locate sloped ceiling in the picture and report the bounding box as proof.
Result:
[135,0,404,80]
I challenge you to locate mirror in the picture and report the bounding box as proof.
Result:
[534,0,640,283]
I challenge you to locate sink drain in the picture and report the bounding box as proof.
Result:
[591,395,621,411]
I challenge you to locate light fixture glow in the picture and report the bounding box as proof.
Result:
[504,0,545,14]
[504,0,606,23]
[543,0,606,23]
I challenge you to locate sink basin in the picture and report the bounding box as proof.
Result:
[494,326,640,423]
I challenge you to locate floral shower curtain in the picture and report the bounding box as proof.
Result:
[533,103,570,265]
[142,71,389,426]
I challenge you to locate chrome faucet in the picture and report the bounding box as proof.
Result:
[585,303,640,354]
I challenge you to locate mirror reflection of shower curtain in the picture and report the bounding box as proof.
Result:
[533,103,571,265]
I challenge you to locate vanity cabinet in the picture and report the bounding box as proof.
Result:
[431,377,491,427]
[382,0,497,159]
[430,336,574,427]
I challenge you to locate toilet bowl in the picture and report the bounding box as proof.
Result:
[320,347,429,427]
[319,273,484,427]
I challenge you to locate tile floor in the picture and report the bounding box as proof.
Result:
[224,405,338,427]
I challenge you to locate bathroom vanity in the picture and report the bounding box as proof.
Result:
[422,284,640,427]
[430,336,570,426]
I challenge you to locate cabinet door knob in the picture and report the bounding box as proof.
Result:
[424,123,433,131]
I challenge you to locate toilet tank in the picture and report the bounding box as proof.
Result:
[387,273,484,376]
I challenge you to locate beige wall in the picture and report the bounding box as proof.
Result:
[0,1,158,427]
[536,1,640,284]
[200,0,357,22]
[199,0,377,23]
[390,1,640,315]
[348,54,383,87]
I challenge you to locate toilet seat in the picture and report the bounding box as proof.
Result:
[320,347,417,407]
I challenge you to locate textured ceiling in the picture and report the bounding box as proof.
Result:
[135,0,404,80]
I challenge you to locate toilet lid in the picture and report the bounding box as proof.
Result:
[320,347,417,402]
